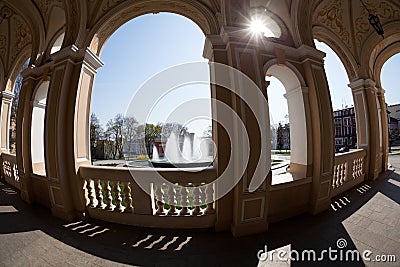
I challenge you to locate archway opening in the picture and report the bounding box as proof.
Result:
[90,13,212,167]
[382,53,400,153]
[50,32,65,54]
[266,64,308,184]
[31,81,49,176]
[266,76,290,179]
[9,58,29,154]
[315,40,357,152]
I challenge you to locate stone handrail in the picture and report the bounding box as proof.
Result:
[78,165,217,228]
[331,149,366,197]
[1,152,20,190]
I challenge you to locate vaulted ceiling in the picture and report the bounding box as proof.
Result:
[0,0,399,91]
[312,0,400,84]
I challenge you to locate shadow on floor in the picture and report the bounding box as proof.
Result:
[0,170,398,266]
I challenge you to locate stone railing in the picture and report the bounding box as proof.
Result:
[1,152,20,190]
[331,149,366,197]
[79,166,217,228]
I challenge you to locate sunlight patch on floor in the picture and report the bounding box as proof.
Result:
[0,205,18,213]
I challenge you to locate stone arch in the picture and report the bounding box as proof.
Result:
[361,21,400,81]
[4,0,46,67]
[291,0,314,47]
[1,48,30,153]
[5,46,31,92]
[264,60,311,179]
[86,0,220,56]
[42,4,66,59]
[62,0,85,48]
[365,21,400,88]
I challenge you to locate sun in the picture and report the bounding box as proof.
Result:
[250,19,275,38]
[250,19,266,34]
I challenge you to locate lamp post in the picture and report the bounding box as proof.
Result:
[359,0,385,38]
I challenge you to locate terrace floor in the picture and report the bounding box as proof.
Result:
[0,156,399,266]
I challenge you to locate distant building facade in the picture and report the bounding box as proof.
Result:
[387,104,400,130]
[333,106,357,150]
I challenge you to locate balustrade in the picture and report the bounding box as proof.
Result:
[332,149,366,197]
[1,153,20,189]
[79,166,217,228]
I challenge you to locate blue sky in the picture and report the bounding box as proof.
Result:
[92,13,210,135]
[92,13,400,131]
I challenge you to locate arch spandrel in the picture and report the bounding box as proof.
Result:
[364,21,400,88]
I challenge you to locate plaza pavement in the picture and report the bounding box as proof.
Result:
[0,156,399,266]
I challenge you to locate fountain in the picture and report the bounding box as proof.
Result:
[152,145,159,161]
[149,132,213,168]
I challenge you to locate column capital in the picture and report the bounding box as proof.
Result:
[377,87,385,95]
[51,45,104,72]
[283,86,308,99]
[348,78,376,92]
[203,35,226,60]
[84,48,104,72]
[297,44,326,62]
[0,90,14,102]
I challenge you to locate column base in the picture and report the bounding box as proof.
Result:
[310,198,331,215]
[51,206,77,222]
[231,221,268,237]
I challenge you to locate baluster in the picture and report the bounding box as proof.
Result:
[113,181,123,212]
[358,158,363,177]
[104,181,113,210]
[361,158,364,175]
[86,178,95,208]
[205,183,215,214]
[200,183,206,207]
[339,163,344,185]
[333,165,338,188]
[343,163,347,183]
[337,164,341,186]
[123,181,133,213]
[13,163,19,182]
[154,183,164,215]
[179,184,189,215]
[94,179,105,209]
[192,185,201,215]
[167,183,177,215]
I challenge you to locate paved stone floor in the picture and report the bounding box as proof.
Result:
[0,157,399,266]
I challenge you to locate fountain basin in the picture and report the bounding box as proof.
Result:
[149,160,212,168]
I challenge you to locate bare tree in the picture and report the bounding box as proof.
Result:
[122,116,138,157]
[106,114,124,159]
[90,113,103,159]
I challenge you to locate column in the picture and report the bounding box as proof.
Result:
[0,90,14,152]
[44,45,103,221]
[204,35,236,232]
[16,69,40,203]
[207,29,271,236]
[300,45,335,214]
[377,87,388,172]
[349,79,381,180]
